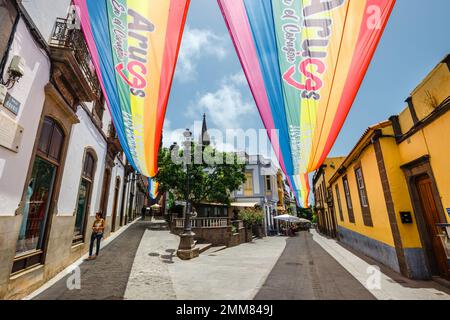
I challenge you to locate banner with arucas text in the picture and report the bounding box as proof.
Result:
[218,0,395,206]
[74,0,190,178]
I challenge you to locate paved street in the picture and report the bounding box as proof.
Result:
[255,231,375,300]
[33,222,147,300]
[28,220,450,300]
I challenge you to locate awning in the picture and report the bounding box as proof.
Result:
[230,202,259,208]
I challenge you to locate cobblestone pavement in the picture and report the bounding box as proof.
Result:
[34,221,149,300]
[31,222,450,300]
[255,231,376,300]
[124,225,179,300]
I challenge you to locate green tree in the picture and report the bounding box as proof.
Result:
[155,145,246,207]
[298,205,313,221]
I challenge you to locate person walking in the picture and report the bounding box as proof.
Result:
[88,212,105,260]
[141,206,146,220]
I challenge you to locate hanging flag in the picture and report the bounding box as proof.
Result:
[218,0,395,206]
[148,178,159,200]
[74,0,190,177]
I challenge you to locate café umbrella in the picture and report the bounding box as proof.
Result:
[274,214,302,223]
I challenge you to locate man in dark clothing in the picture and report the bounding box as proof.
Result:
[141,206,146,220]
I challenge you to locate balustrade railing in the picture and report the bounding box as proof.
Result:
[173,217,230,229]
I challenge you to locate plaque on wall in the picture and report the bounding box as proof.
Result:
[0,112,24,153]
[3,93,21,115]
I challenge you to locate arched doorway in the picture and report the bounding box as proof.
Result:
[111,177,121,232]
[99,168,112,219]
[13,117,66,274]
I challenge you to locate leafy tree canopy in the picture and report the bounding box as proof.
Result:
[155,145,246,206]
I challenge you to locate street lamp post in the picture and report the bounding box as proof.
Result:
[177,129,199,260]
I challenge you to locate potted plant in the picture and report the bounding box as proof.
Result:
[252,209,265,238]
[238,209,253,242]
[238,208,265,241]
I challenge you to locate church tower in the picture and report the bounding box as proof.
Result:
[199,113,211,148]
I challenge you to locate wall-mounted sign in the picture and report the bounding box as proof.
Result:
[446,208,450,217]
[3,93,21,115]
[0,112,23,153]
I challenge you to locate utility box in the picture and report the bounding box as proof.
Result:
[8,55,25,78]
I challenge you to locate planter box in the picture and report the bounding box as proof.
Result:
[245,228,253,242]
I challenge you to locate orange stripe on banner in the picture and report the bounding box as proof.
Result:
[307,0,367,172]
[153,0,191,177]
[315,0,396,169]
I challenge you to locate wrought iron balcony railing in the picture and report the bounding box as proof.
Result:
[49,18,100,97]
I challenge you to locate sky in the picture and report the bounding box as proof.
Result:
[165,0,450,158]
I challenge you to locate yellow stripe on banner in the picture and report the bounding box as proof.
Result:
[307,0,367,171]
[298,0,349,176]
[127,0,170,177]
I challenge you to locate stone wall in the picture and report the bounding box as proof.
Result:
[338,226,400,273]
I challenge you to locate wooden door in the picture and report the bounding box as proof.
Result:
[416,175,449,278]
[111,178,120,232]
[100,169,111,218]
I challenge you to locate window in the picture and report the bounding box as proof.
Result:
[73,150,97,243]
[13,117,65,274]
[244,172,253,196]
[265,176,272,194]
[322,181,327,207]
[342,176,355,223]
[315,188,320,206]
[335,185,344,221]
[38,117,64,162]
[355,166,373,227]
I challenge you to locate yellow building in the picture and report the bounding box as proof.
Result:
[312,157,345,238]
[328,55,450,280]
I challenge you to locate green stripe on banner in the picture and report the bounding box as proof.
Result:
[106,0,140,170]
[272,0,302,175]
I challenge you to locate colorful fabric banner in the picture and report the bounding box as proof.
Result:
[218,0,395,206]
[148,178,159,200]
[74,0,190,178]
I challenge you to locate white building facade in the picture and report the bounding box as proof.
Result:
[0,0,148,299]
[231,155,280,235]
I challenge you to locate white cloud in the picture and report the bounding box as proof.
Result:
[191,74,254,130]
[162,120,185,148]
[176,27,228,82]
[227,71,247,86]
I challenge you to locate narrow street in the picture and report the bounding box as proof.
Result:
[255,231,375,300]
[26,221,450,301]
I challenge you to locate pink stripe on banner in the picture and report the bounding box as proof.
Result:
[72,0,112,115]
[217,0,287,175]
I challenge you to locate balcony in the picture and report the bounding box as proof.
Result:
[107,123,122,158]
[49,18,100,109]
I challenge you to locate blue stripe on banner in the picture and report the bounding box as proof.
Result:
[243,0,295,175]
[148,177,154,200]
[86,0,138,171]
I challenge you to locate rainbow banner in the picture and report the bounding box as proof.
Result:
[148,178,159,200]
[74,0,190,177]
[218,0,395,206]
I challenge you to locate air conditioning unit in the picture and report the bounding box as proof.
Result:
[0,84,7,106]
[8,55,25,78]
